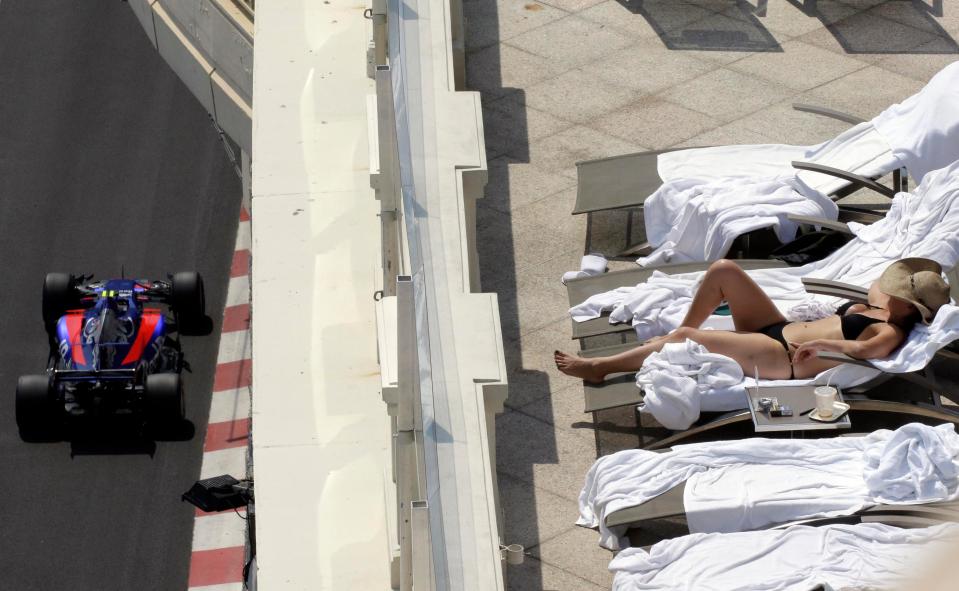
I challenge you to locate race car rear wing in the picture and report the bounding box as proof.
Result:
[52,368,137,382]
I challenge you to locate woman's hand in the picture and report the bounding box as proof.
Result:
[789,339,837,364]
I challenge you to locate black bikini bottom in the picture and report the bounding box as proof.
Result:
[756,321,795,379]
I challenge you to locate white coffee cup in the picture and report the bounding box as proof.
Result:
[814,386,837,417]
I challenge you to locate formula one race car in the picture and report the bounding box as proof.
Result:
[15,272,205,439]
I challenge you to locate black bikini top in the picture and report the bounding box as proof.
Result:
[835,301,885,340]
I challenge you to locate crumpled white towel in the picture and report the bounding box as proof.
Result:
[639,173,841,266]
[561,253,607,285]
[636,339,743,430]
[569,270,700,323]
[873,303,959,373]
[864,422,959,503]
[785,297,836,322]
[873,59,959,184]
[609,522,959,591]
[640,60,959,266]
[578,423,959,550]
[609,272,701,327]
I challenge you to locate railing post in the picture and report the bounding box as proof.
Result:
[395,276,420,591]
[375,66,399,215]
[375,66,403,296]
[372,0,388,66]
[366,0,386,78]
[411,500,434,590]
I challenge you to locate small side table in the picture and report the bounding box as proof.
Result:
[746,385,851,433]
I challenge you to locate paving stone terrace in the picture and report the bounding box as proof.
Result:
[463,0,959,588]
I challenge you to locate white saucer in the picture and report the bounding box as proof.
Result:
[809,401,850,423]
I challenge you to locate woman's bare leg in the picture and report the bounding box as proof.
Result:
[554,342,658,383]
[680,259,787,332]
[555,326,793,382]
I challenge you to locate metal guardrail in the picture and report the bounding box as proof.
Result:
[370,0,506,587]
[370,9,430,589]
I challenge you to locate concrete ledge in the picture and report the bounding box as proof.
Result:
[250,0,394,588]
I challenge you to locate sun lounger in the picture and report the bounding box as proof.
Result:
[566,161,959,457]
[608,521,959,590]
[577,59,959,261]
[574,105,901,257]
[566,157,959,345]
[580,424,959,552]
[567,200,885,342]
[573,104,889,216]
[566,260,791,341]
[578,277,959,419]
[610,485,959,541]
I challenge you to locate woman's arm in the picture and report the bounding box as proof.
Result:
[791,325,905,363]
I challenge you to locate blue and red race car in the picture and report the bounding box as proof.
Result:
[15,272,205,439]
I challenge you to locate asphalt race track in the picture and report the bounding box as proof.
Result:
[0,2,242,589]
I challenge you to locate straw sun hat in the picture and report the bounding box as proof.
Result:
[878,258,951,324]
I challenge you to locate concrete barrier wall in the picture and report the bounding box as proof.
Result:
[127,0,252,154]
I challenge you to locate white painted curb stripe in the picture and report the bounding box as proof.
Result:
[234,220,251,252]
[225,276,250,308]
[216,329,252,364]
[208,386,252,425]
[192,512,248,552]
[189,210,252,590]
[200,447,248,480]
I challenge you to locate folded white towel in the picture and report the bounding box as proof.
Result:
[561,253,608,285]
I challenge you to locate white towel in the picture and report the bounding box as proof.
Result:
[578,424,959,549]
[639,173,841,267]
[636,339,744,430]
[864,422,959,504]
[785,297,836,322]
[873,59,959,184]
[561,253,607,285]
[609,522,959,591]
[641,60,959,266]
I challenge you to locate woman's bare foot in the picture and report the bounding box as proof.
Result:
[554,350,605,384]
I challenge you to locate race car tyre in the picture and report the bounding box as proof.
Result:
[16,374,57,438]
[145,373,185,423]
[171,271,205,333]
[42,272,75,328]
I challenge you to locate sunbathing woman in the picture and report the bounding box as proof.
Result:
[555,258,950,383]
